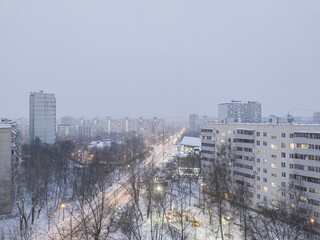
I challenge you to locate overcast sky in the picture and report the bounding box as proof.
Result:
[0,0,319,121]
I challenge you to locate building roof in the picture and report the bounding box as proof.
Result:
[180,136,201,147]
[0,124,11,129]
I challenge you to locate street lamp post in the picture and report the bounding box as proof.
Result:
[61,203,66,221]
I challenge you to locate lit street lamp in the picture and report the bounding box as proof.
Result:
[61,203,66,221]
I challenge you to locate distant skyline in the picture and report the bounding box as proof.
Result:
[1,0,319,121]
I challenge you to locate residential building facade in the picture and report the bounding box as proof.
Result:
[201,123,320,222]
[29,91,56,144]
[0,124,12,215]
[218,100,261,123]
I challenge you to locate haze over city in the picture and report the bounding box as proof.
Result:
[2,1,320,240]
[1,0,319,120]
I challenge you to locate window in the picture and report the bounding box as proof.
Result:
[263,178,267,182]
[281,133,286,138]
[289,133,294,138]
[257,132,260,137]
[228,130,231,135]
[282,172,286,177]
[257,194,261,199]
[257,158,260,163]
[263,132,267,137]
[271,164,277,168]
[289,143,294,149]
[256,149,260,154]
[257,176,261,181]
[281,142,286,148]
[263,159,268,164]
[271,136,277,139]
[257,167,261,172]
[271,154,277,158]
[271,173,277,177]
[263,168,267,173]
[216,130,219,134]
[289,164,294,169]
[221,132,226,136]
[263,141,267,146]
[282,192,286,197]
[264,187,268,192]
[281,152,286,158]
[256,140,260,145]
[281,162,286,168]
[263,196,268,201]
[271,144,277,149]
[257,185,261,190]
[281,182,286,187]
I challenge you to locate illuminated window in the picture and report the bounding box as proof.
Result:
[271,164,277,168]
[300,196,307,202]
[271,144,277,149]
[216,137,219,141]
[271,173,277,177]
[271,136,277,139]
[297,144,307,149]
[290,143,294,149]
[263,159,268,164]
[256,149,260,154]
[221,139,226,144]
[281,142,286,148]
[271,182,277,187]
[228,130,231,135]
[221,133,226,137]
[271,155,277,158]
[263,141,267,146]
[264,187,268,192]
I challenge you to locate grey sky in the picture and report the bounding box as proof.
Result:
[0,0,319,121]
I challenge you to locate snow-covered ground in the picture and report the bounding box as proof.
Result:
[1,140,246,240]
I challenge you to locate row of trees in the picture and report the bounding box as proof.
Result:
[7,135,148,240]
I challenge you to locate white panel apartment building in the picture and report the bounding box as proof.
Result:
[0,124,12,214]
[218,101,261,123]
[29,91,56,144]
[201,123,320,219]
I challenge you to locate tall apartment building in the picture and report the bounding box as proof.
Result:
[189,114,216,132]
[0,124,12,215]
[314,112,320,123]
[29,91,56,144]
[189,114,199,132]
[201,123,320,221]
[218,100,261,123]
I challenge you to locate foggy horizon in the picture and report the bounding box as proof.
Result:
[1,0,319,121]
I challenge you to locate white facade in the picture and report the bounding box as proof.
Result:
[201,123,320,219]
[218,101,261,123]
[0,124,12,214]
[29,91,56,144]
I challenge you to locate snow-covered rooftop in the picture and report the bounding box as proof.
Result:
[180,136,201,147]
[0,124,11,129]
